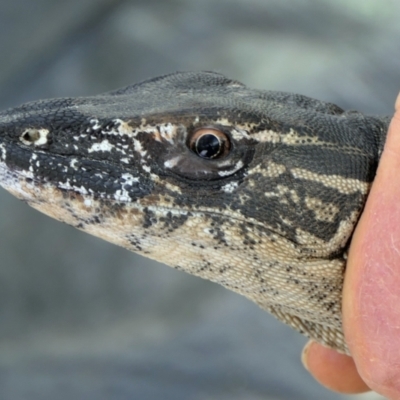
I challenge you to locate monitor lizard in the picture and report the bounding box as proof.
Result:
[0,71,391,354]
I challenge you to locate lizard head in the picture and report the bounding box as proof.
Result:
[0,71,388,352]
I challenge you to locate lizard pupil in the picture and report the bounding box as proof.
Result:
[195,134,221,158]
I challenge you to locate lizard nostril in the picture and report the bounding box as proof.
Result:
[21,129,40,144]
[20,128,49,146]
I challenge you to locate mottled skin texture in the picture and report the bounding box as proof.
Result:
[0,72,391,353]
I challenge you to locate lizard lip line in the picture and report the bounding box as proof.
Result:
[0,160,323,261]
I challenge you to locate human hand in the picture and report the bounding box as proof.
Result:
[302,93,400,399]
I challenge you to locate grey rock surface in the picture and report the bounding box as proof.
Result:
[0,1,395,399]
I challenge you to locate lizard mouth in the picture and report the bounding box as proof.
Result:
[0,142,357,266]
[0,153,344,269]
[0,147,296,259]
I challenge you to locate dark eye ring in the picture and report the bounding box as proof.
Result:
[189,127,231,159]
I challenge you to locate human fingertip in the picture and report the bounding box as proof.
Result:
[301,341,370,394]
[301,340,312,371]
[396,91,400,111]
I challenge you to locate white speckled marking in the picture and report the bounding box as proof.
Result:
[221,182,239,193]
[70,159,79,170]
[0,144,7,161]
[88,140,114,153]
[218,160,244,177]
[164,156,181,169]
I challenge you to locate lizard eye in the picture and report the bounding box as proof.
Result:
[189,128,231,159]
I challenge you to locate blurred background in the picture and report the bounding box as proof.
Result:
[0,1,398,399]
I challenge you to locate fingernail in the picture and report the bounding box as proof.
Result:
[301,340,313,371]
[396,92,400,111]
